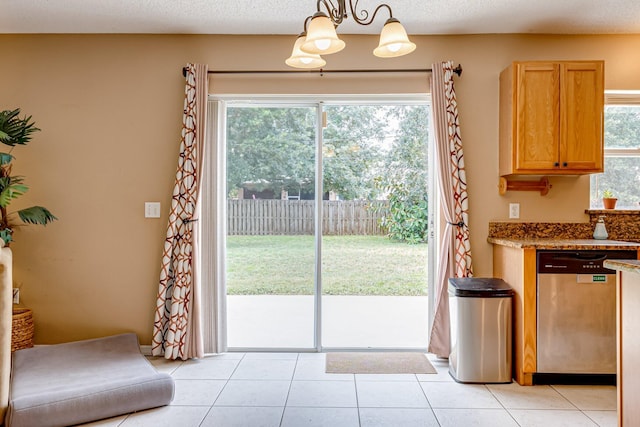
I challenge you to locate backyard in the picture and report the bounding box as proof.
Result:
[226,235,428,296]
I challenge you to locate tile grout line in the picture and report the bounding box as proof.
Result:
[483,384,523,427]
[278,353,300,426]
[190,353,246,427]
[194,355,240,427]
[415,371,441,426]
[354,370,361,427]
[549,384,613,427]
[207,353,246,410]
[486,382,615,426]
[548,384,582,411]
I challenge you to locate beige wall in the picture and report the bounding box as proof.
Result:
[1,33,639,344]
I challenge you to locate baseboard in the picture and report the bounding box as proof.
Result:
[139,345,152,356]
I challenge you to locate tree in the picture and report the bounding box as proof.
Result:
[379,106,429,197]
[373,106,430,243]
[226,107,316,197]
[226,105,390,200]
[322,105,388,199]
[225,103,432,242]
[603,106,640,149]
[590,105,640,208]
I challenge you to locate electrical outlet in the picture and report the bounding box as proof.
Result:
[509,203,520,219]
[13,288,19,304]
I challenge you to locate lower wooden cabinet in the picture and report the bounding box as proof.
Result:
[614,269,640,426]
[492,245,537,385]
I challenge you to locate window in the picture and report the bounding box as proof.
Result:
[590,92,640,209]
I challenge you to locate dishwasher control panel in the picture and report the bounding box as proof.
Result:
[537,250,637,274]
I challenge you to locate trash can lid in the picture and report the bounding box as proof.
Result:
[448,277,514,298]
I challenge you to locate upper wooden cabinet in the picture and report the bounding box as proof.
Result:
[499,61,604,176]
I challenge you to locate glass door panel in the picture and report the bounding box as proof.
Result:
[320,104,430,349]
[225,105,317,349]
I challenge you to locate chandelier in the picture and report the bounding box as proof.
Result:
[286,0,416,69]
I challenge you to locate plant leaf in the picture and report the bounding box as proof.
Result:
[0,109,40,147]
[0,229,12,245]
[0,152,13,166]
[0,180,28,207]
[17,206,57,225]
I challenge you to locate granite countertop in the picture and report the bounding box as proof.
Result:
[488,237,640,250]
[604,259,640,274]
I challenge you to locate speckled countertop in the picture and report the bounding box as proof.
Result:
[487,237,640,250]
[604,259,640,274]
[489,213,640,243]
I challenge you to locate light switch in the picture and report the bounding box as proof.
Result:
[145,202,161,218]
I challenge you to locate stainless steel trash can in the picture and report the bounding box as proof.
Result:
[448,277,513,383]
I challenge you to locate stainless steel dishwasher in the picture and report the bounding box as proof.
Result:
[536,250,636,382]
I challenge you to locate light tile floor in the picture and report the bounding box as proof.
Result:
[80,353,617,427]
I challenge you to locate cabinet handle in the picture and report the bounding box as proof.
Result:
[554,162,559,167]
[563,162,568,167]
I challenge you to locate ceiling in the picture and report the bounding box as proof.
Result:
[2,0,640,35]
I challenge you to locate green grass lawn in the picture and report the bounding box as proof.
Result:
[226,235,428,296]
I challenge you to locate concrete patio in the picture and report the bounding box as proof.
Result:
[227,295,429,349]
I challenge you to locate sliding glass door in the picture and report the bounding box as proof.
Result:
[220,97,430,351]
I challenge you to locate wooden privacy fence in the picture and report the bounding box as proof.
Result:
[227,199,388,236]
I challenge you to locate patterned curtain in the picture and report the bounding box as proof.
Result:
[428,61,473,358]
[152,63,208,360]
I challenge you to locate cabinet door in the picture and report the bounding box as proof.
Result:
[560,62,604,172]
[514,63,560,171]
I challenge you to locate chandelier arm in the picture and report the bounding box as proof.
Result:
[349,0,393,26]
[316,0,346,25]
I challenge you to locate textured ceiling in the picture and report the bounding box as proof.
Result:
[1,0,640,35]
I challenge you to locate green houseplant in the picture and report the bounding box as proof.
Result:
[602,189,617,210]
[0,108,57,246]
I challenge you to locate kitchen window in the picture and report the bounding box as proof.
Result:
[590,91,640,209]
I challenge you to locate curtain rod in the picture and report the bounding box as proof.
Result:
[181,64,462,77]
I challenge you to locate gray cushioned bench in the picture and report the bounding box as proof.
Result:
[5,333,174,427]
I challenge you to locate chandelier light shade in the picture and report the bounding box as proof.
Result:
[286,33,328,68]
[373,18,416,58]
[301,12,346,55]
[286,0,416,69]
